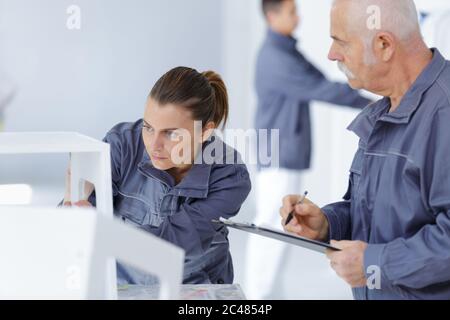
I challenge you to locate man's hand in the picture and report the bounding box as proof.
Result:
[279,195,329,241]
[326,240,368,288]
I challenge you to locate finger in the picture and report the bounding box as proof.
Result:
[289,217,300,226]
[74,200,92,207]
[293,203,313,216]
[279,206,290,219]
[282,194,301,206]
[329,260,338,270]
[325,248,339,260]
[282,214,299,226]
[325,248,334,259]
[331,240,353,249]
[282,195,301,213]
[301,197,312,205]
[285,223,303,235]
[281,217,293,228]
[333,266,346,280]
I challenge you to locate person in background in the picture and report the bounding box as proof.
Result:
[64,66,251,286]
[246,0,371,299]
[281,0,450,300]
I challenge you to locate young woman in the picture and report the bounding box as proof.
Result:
[65,67,251,285]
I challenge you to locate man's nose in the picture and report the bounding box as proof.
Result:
[328,46,343,62]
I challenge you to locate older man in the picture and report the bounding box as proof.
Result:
[280,0,450,300]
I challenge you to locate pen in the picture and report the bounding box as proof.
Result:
[285,191,309,226]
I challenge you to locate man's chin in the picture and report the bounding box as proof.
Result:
[347,78,362,90]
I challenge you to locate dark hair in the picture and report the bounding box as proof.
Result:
[262,0,288,16]
[149,67,229,128]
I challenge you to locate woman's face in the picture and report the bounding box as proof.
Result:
[142,98,205,171]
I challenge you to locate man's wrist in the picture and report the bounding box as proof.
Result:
[319,212,330,242]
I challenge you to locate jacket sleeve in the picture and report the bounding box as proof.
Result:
[321,179,353,241]
[268,51,371,108]
[364,107,450,295]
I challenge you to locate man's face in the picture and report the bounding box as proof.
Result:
[327,3,377,90]
[267,0,300,36]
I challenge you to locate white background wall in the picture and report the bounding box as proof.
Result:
[0,0,223,185]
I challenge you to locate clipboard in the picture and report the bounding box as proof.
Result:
[213,218,340,254]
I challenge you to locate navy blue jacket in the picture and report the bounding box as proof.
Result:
[88,119,251,285]
[255,29,371,170]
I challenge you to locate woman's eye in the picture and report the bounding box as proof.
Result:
[167,131,180,140]
[144,126,154,133]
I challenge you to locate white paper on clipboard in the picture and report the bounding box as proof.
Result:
[213,218,340,254]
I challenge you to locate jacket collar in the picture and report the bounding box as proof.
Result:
[266,28,298,51]
[348,48,446,143]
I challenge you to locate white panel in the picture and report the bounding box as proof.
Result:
[0,207,185,299]
[0,208,96,299]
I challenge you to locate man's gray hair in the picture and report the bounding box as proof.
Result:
[334,0,421,42]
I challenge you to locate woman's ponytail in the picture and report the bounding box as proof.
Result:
[202,71,229,128]
[150,67,229,129]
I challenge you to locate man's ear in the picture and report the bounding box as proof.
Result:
[266,10,278,27]
[201,121,216,143]
[373,32,395,62]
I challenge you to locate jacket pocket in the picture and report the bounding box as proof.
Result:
[349,147,364,193]
[115,191,151,225]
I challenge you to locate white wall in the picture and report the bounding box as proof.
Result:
[0,0,223,185]
[415,0,450,11]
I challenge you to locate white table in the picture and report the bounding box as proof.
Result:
[118,284,246,300]
[0,132,116,296]
[0,207,184,299]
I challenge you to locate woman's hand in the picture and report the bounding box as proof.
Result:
[63,200,93,208]
[63,164,95,207]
